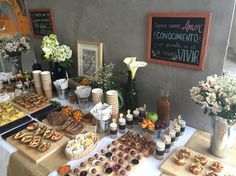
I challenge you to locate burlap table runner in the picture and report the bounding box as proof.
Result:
[185,130,236,168]
[7,146,68,176]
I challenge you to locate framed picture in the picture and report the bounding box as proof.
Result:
[147,12,211,70]
[77,41,103,77]
[29,9,55,38]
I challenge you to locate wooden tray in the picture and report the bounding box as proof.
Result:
[6,124,70,163]
[160,147,236,176]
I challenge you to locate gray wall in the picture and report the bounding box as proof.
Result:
[26,0,235,131]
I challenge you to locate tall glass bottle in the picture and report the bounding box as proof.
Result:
[157,90,170,127]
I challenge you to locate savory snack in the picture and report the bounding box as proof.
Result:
[0,102,25,127]
[47,111,67,126]
[14,93,49,111]
[173,153,188,166]
[35,125,47,135]
[51,131,63,141]
[43,129,54,139]
[14,131,26,140]
[195,154,208,166]
[206,170,219,176]
[21,134,33,143]
[37,141,51,152]
[210,161,224,173]
[178,149,191,159]
[29,136,41,148]
[26,122,39,131]
[189,162,203,175]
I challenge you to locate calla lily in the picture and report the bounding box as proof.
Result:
[123,57,147,79]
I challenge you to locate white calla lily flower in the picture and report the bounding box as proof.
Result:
[130,61,147,79]
[123,57,136,70]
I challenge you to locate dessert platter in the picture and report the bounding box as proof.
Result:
[12,92,51,114]
[60,131,156,176]
[6,122,70,163]
[65,131,98,160]
[43,107,96,138]
[160,147,236,176]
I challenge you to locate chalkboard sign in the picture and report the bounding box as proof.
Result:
[29,9,55,38]
[147,12,211,70]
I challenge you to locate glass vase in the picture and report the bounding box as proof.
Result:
[49,61,69,81]
[125,71,137,111]
[9,55,23,74]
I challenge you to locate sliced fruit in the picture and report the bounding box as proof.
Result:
[51,131,63,141]
[21,134,33,143]
[14,131,26,140]
[26,122,39,131]
[29,136,41,148]
[37,141,51,152]
[43,129,54,139]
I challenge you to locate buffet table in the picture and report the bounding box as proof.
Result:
[0,95,196,176]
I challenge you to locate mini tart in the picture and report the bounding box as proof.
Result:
[26,122,38,131]
[29,136,41,148]
[51,131,63,141]
[14,130,26,140]
[206,170,219,176]
[195,154,208,166]
[43,129,54,139]
[173,154,188,166]
[178,149,191,159]
[210,161,224,173]
[21,134,33,143]
[35,125,47,135]
[189,162,203,175]
[37,141,51,152]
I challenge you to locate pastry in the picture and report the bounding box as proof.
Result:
[26,122,38,131]
[43,129,54,139]
[37,141,51,152]
[21,134,33,143]
[29,136,41,148]
[178,149,191,159]
[51,131,63,141]
[189,162,203,175]
[210,161,224,173]
[173,153,188,166]
[195,154,208,166]
[35,125,47,135]
[206,170,219,176]
[14,131,26,140]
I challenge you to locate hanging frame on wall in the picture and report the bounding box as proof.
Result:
[146,12,211,71]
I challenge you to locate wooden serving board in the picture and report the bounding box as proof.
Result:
[160,147,236,176]
[7,133,69,163]
[42,119,97,139]
[10,101,51,115]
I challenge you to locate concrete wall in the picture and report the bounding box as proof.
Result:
[26,0,235,131]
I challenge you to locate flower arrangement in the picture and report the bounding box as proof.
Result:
[123,57,147,79]
[0,33,30,58]
[190,72,236,123]
[41,34,72,69]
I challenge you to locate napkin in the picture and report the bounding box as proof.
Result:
[74,86,92,98]
[53,78,68,90]
[90,102,112,121]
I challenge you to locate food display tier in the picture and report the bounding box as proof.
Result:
[0,115,31,134]
[160,147,236,176]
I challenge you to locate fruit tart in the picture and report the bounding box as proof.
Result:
[26,122,39,131]
[195,154,208,166]
[37,141,51,152]
[189,162,203,175]
[210,161,224,173]
[21,134,33,143]
[51,131,63,141]
[43,129,54,139]
[14,130,26,140]
[29,136,41,148]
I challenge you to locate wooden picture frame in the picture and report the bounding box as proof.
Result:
[146,12,211,70]
[77,41,103,77]
[29,9,55,38]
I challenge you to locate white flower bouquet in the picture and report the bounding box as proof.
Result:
[41,34,72,68]
[0,33,30,58]
[190,72,236,122]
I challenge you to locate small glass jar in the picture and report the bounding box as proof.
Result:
[169,130,176,146]
[178,120,186,135]
[174,124,181,140]
[119,118,126,134]
[163,135,171,153]
[69,90,78,104]
[155,141,165,160]
[132,109,139,124]
[139,107,146,117]
[126,114,133,129]
[110,122,118,139]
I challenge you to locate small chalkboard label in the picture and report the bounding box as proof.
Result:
[29,9,55,38]
[147,12,211,70]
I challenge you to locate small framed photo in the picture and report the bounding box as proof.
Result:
[77,41,103,77]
